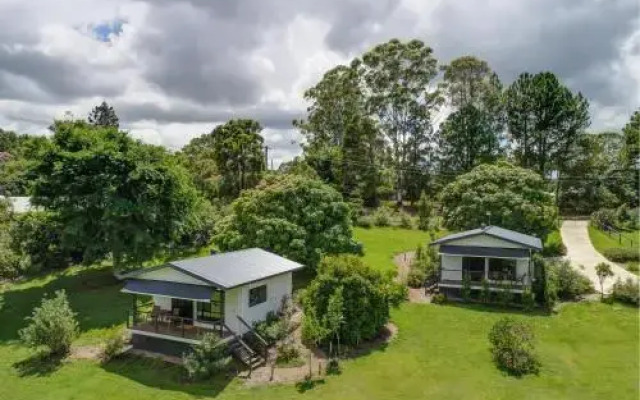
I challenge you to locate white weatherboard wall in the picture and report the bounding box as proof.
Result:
[137,266,209,286]
[225,272,292,335]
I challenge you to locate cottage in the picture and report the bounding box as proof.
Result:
[430,226,542,297]
[121,248,304,357]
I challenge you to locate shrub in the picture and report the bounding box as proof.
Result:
[602,248,640,263]
[542,230,566,257]
[253,312,286,345]
[431,293,447,304]
[101,330,126,362]
[398,211,413,229]
[372,207,392,227]
[183,333,230,381]
[461,274,472,302]
[496,282,514,306]
[480,279,491,303]
[488,318,540,376]
[521,288,535,311]
[301,255,406,346]
[626,261,639,274]
[326,358,341,375]
[356,216,373,228]
[0,235,21,280]
[590,208,617,229]
[611,278,639,306]
[19,290,79,355]
[417,191,432,231]
[275,343,302,366]
[549,260,594,300]
[407,268,426,288]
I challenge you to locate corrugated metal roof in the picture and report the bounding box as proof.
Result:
[169,248,304,289]
[431,225,542,250]
[122,279,213,300]
[0,196,33,214]
[439,245,531,258]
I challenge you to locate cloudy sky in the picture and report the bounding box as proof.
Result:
[0,0,638,166]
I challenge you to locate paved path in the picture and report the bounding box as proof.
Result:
[560,220,637,293]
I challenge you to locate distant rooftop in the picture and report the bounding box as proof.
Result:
[166,248,304,289]
[431,225,542,250]
[0,196,33,214]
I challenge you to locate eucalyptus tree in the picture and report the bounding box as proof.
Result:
[294,65,383,205]
[357,39,442,204]
[621,110,640,168]
[437,56,504,173]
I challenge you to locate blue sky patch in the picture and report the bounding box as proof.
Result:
[92,19,124,42]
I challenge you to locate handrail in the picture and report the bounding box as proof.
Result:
[130,310,224,339]
[223,322,257,356]
[236,315,269,348]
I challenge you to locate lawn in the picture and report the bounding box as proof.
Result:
[353,226,443,272]
[0,227,638,400]
[588,225,639,253]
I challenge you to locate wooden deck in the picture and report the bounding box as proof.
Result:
[128,312,231,343]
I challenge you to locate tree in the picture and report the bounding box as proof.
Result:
[87,101,119,128]
[31,121,199,268]
[357,39,442,204]
[211,119,265,198]
[19,290,79,355]
[595,262,614,299]
[440,162,557,239]
[440,56,503,111]
[416,190,432,230]
[621,110,640,168]
[301,255,405,346]
[0,131,50,196]
[295,65,383,206]
[438,104,501,172]
[506,72,589,177]
[214,175,361,269]
[178,133,221,200]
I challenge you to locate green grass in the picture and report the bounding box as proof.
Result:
[353,227,444,272]
[588,225,639,254]
[0,228,638,400]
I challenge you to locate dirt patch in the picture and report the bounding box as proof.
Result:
[394,251,431,303]
[69,345,102,360]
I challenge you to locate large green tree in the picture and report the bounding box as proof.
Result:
[440,162,557,238]
[506,72,590,177]
[295,65,384,205]
[438,56,504,173]
[621,110,640,168]
[0,129,50,195]
[87,101,119,128]
[211,119,265,198]
[301,255,405,346]
[178,132,221,200]
[31,121,199,268]
[214,175,360,268]
[357,39,442,203]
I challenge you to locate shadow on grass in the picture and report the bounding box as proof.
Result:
[0,266,131,344]
[295,377,325,393]
[101,354,234,397]
[13,351,66,377]
[439,301,552,317]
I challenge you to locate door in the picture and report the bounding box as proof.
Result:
[171,298,193,321]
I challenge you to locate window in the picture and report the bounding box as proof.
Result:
[196,291,223,322]
[249,285,267,307]
[171,298,193,319]
[462,257,485,282]
[488,258,517,281]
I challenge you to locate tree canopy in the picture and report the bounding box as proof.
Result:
[621,110,640,168]
[506,72,590,177]
[301,255,405,346]
[87,101,120,128]
[440,162,557,238]
[31,121,199,268]
[214,174,361,268]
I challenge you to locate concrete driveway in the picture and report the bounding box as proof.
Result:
[560,220,638,293]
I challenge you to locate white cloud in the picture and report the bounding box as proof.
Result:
[0,0,638,167]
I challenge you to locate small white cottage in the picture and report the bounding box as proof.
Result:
[430,226,542,296]
[121,248,304,355]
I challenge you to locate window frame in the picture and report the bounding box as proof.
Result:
[248,285,267,307]
[488,258,518,281]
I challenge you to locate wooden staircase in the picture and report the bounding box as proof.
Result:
[223,318,270,373]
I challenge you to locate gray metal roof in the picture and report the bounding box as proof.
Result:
[122,279,214,300]
[439,245,531,258]
[168,248,304,289]
[431,225,542,250]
